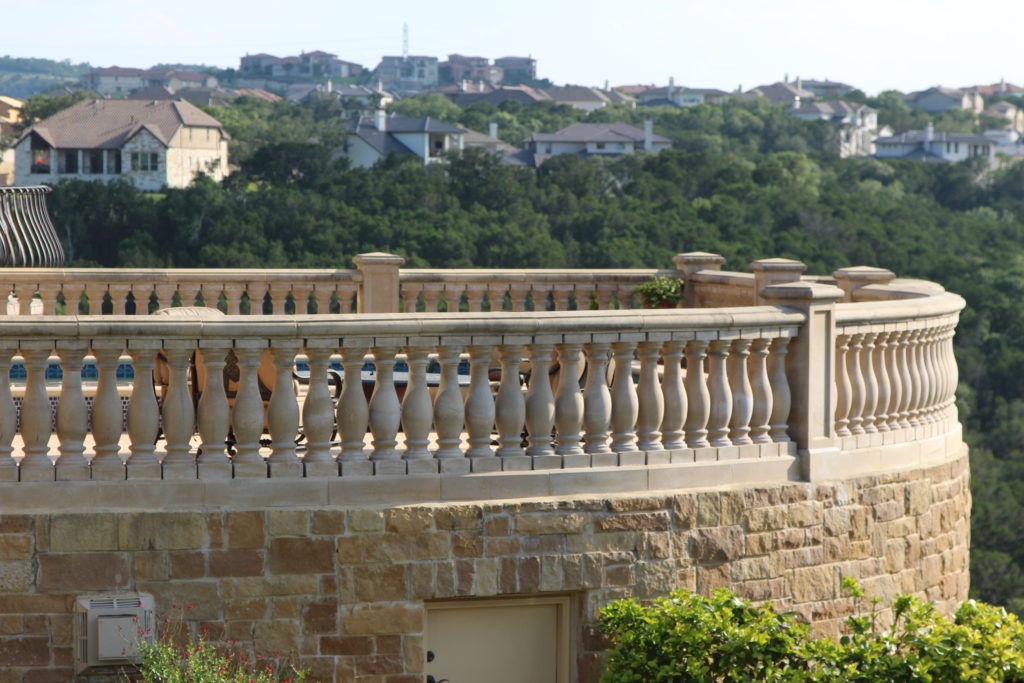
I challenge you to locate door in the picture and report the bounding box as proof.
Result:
[426,596,571,683]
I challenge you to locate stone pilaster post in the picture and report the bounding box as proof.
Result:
[750,258,807,305]
[673,251,725,309]
[832,266,896,303]
[353,252,405,314]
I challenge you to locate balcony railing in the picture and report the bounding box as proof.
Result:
[0,251,963,499]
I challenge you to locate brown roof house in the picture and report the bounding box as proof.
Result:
[14,99,230,191]
[524,121,671,166]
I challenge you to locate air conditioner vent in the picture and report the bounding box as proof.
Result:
[74,593,155,674]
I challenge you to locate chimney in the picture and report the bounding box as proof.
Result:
[375,109,387,132]
[668,75,675,97]
[784,73,789,83]
[793,95,801,110]
[796,76,802,91]
[923,121,934,146]
[643,119,653,151]
[1002,77,1007,93]
[489,121,498,139]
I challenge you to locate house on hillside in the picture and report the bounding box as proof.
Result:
[790,100,883,157]
[341,112,466,167]
[451,85,550,108]
[523,121,671,166]
[983,101,1024,133]
[240,52,363,81]
[494,56,536,82]
[441,55,503,84]
[462,124,529,165]
[799,79,856,98]
[14,99,230,191]
[904,87,984,114]
[0,96,22,185]
[374,56,440,91]
[874,122,995,162]
[637,82,730,107]
[963,79,1024,97]
[745,80,815,106]
[542,86,615,111]
[83,67,149,95]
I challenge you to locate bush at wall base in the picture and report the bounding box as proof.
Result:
[598,579,1024,682]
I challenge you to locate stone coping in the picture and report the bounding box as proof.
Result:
[0,426,964,511]
[835,291,965,326]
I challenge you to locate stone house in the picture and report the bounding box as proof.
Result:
[14,99,230,191]
[904,87,985,114]
[874,122,995,162]
[342,112,466,167]
[790,100,882,157]
[494,56,537,81]
[441,54,503,84]
[745,80,816,106]
[524,121,671,166]
[374,56,440,91]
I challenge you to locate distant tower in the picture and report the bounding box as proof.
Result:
[403,23,409,59]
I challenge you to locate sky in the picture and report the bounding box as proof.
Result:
[9,0,1024,95]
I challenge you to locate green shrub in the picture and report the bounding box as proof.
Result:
[598,579,1024,682]
[633,275,683,308]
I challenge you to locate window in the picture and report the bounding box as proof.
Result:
[59,150,78,174]
[106,150,121,174]
[30,147,50,174]
[131,152,159,172]
[596,143,606,150]
[87,150,103,174]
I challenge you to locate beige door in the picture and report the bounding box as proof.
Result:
[426,596,571,683]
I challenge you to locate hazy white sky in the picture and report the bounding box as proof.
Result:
[9,0,1024,94]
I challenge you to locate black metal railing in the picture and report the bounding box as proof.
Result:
[0,186,65,267]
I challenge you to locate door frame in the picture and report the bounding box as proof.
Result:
[425,594,574,683]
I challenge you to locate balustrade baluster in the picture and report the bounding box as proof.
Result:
[267,344,300,463]
[913,327,929,423]
[127,346,160,462]
[683,339,711,448]
[747,338,773,444]
[925,328,943,423]
[108,284,132,315]
[846,333,866,435]
[314,284,335,315]
[368,346,402,460]
[636,341,664,451]
[596,285,615,310]
[610,341,639,453]
[552,285,572,311]
[433,345,465,458]
[525,343,555,455]
[859,332,879,433]
[178,283,202,308]
[494,345,526,457]
[768,338,791,442]
[292,286,313,314]
[873,332,892,432]
[465,287,486,313]
[465,345,496,457]
[91,346,125,464]
[338,285,356,314]
[223,285,244,315]
[486,287,508,312]
[302,346,337,465]
[15,284,33,315]
[706,339,733,447]
[56,342,89,464]
[660,340,687,449]
[0,348,15,470]
[883,330,903,432]
[197,344,230,461]
[199,283,224,312]
[423,285,443,313]
[231,345,266,466]
[582,342,612,454]
[38,284,61,315]
[153,284,176,311]
[401,346,433,459]
[19,346,53,467]
[269,285,290,315]
[554,343,584,455]
[61,284,86,315]
[85,285,107,315]
[727,339,753,446]
[400,286,419,313]
[337,346,369,461]
[161,344,195,464]
[509,285,530,312]
[896,330,914,429]
[834,334,852,437]
[943,325,959,419]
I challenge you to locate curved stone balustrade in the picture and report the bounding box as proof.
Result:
[0,186,64,267]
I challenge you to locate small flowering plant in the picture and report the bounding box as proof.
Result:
[122,604,307,683]
[634,275,683,308]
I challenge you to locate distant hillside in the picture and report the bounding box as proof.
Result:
[0,55,91,99]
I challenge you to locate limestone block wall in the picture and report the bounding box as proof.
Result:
[0,452,969,682]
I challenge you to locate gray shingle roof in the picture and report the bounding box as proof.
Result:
[526,122,670,145]
[17,99,227,149]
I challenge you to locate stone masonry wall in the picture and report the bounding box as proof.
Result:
[0,452,969,682]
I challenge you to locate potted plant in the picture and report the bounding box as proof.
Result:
[634,275,683,308]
